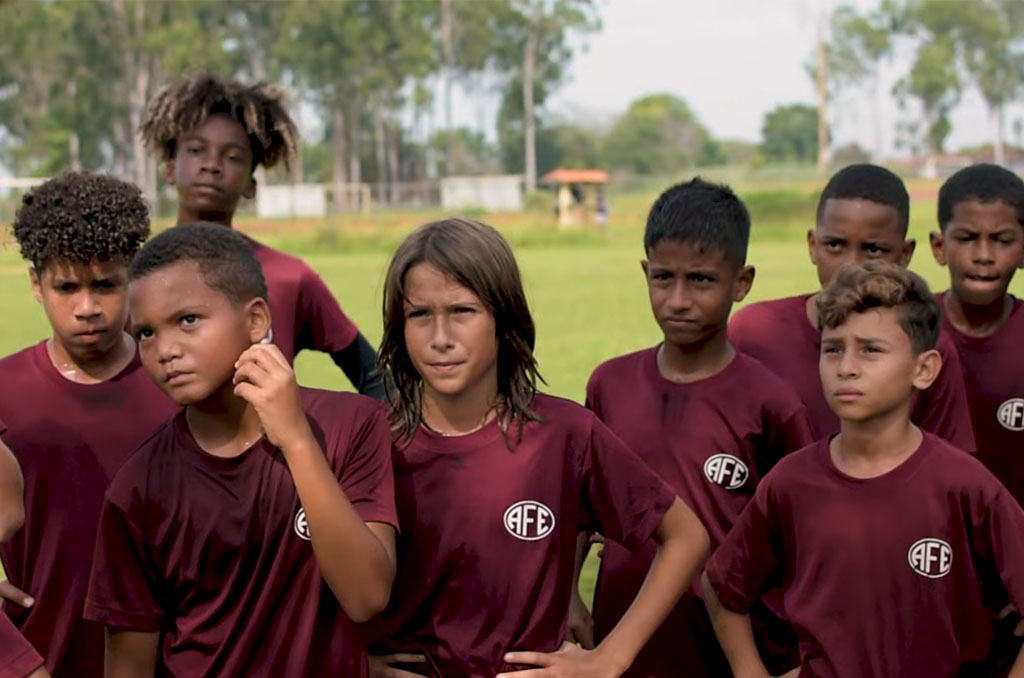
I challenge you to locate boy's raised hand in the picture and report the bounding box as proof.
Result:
[232,343,314,452]
[497,641,620,678]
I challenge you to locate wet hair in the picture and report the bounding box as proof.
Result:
[141,72,299,171]
[379,218,543,447]
[816,261,940,353]
[13,171,150,271]
[937,163,1024,231]
[816,164,910,234]
[644,178,750,266]
[128,222,267,304]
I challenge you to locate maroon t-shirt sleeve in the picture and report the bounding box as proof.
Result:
[0,614,43,678]
[85,496,166,632]
[335,406,397,527]
[705,481,784,614]
[976,485,1024,608]
[913,334,976,453]
[580,417,676,550]
[297,267,360,355]
[765,408,815,470]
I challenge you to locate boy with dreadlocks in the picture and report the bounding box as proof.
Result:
[141,72,385,400]
[0,172,176,676]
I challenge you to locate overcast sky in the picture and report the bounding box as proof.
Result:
[474,0,1024,156]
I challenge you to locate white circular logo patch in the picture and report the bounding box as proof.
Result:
[294,508,311,541]
[503,500,556,541]
[703,454,749,490]
[998,398,1024,431]
[908,538,952,578]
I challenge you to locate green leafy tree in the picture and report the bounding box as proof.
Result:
[601,94,716,174]
[761,104,820,164]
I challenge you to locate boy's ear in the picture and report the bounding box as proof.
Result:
[929,230,947,266]
[244,298,272,344]
[29,267,42,303]
[807,229,819,265]
[163,160,176,186]
[640,259,650,279]
[243,175,257,200]
[912,348,942,391]
[733,264,755,302]
[899,238,917,268]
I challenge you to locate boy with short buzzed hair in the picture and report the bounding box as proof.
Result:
[85,223,397,676]
[583,178,812,677]
[141,72,385,399]
[705,262,1024,677]
[730,164,975,450]
[931,163,1024,501]
[0,172,177,677]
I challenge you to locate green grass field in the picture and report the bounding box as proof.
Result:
[2,178,1021,607]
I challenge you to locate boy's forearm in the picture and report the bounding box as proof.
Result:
[105,629,158,678]
[701,573,771,678]
[331,334,388,402]
[281,435,396,621]
[1008,642,1024,678]
[594,498,710,676]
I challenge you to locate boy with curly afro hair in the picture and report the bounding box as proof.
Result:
[0,172,177,677]
[142,72,385,400]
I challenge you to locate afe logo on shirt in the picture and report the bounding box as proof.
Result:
[503,500,556,541]
[703,454,749,490]
[294,508,311,541]
[908,538,952,578]
[998,398,1024,431]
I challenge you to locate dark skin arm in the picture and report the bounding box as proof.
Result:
[105,630,158,678]
[330,333,388,402]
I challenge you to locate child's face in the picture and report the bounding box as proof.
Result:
[167,114,256,224]
[130,260,269,406]
[401,263,499,404]
[820,308,939,423]
[31,258,129,361]
[642,240,753,350]
[808,198,914,288]
[930,200,1024,307]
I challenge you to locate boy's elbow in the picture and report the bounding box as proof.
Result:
[344,582,392,623]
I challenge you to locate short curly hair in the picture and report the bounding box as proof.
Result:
[13,172,150,271]
[817,261,940,354]
[141,72,298,171]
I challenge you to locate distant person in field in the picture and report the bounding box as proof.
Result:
[595,188,609,229]
[0,173,177,677]
[84,224,397,676]
[579,179,813,678]
[930,164,1024,677]
[704,262,1024,677]
[141,72,385,400]
[0,433,48,678]
[365,218,710,678]
[729,163,975,449]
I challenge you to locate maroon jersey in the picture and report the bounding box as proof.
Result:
[938,292,1024,505]
[368,394,677,678]
[0,341,176,677]
[706,433,1024,677]
[243,234,359,363]
[729,294,976,449]
[586,348,812,677]
[0,419,45,678]
[84,389,396,677]
[0,615,43,678]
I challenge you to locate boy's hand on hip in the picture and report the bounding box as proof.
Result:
[0,580,33,609]
[233,344,313,451]
[497,642,621,678]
